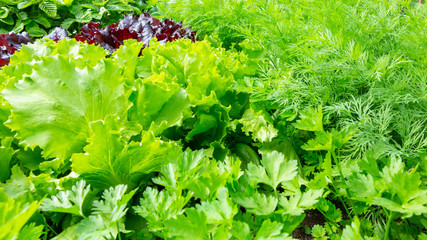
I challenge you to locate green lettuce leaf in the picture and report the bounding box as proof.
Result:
[111,39,145,86]
[2,55,130,160]
[134,39,253,146]
[0,137,14,181]
[185,103,231,147]
[137,39,253,105]
[72,116,181,188]
[128,73,192,135]
[239,107,278,142]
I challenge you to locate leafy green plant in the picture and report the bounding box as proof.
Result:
[0,1,426,236]
[154,0,427,165]
[0,0,145,37]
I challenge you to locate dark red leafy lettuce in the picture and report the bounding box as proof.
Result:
[44,27,70,42]
[0,33,32,67]
[0,13,196,67]
[74,13,196,53]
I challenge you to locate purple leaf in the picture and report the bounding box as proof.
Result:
[0,32,32,67]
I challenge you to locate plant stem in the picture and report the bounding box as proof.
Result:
[45,221,58,235]
[330,150,352,218]
[329,173,352,218]
[117,221,122,240]
[331,150,346,191]
[384,211,394,240]
[317,208,343,235]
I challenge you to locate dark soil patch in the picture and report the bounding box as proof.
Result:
[291,209,326,239]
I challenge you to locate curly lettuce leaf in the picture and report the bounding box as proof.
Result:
[0,137,14,181]
[185,104,231,146]
[2,55,130,160]
[137,39,253,105]
[111,39,145,86]
[134,39,253,146]
[72,116,181,188]
[128,73,192,135]
[239,107,278,142]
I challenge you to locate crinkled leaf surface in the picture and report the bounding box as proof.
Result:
[128,73,192,135]
[239,108,278,142]
[0,137,14,181]
[3,39,106,82]
[185,103,231,146]
[112,39,145,85]
[137,39,252,105]
[72,117,181,188]
[2,55,130,160]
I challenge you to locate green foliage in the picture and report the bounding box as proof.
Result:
[72,117,181,188]
[0,0,145,37]
[1,1,427,236]
[132,39,255,147]
[245,151,298,191]
[2,52,130,160]
[0,192,42,240]
[154,0,427,164]
[42,180,137,239]
[40,180,93,217]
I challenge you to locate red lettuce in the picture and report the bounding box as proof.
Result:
[74,13,196,53]
[0,13,196,67]
[0,33,32,67]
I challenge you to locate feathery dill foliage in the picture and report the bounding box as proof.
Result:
[154,0,427,163]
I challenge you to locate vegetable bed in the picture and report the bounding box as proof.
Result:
[0,0,426,239]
